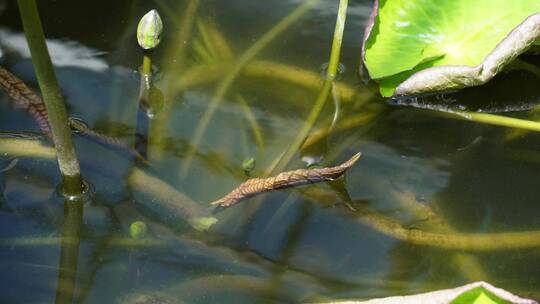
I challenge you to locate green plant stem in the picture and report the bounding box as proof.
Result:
[236,95,265,149]
[180,0,320,177]
[5,137,540,251]
[55,200,83,304]
[17,0,83,196]
[0,236,165,247]
[446,110,540,132]
[142,52,153,75]
[138,52,152,108]
[267,0,348,175]
[326,0,348,80]
[191,20,265,150]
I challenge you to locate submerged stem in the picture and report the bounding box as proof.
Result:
[268,81,333,175]
[17,0,83,196]
[55,200,83,304]
[180,0,320,176]
[268,0,349,175]
[148,0,199,160]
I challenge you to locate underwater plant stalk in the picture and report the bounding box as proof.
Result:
[180,0,320,176]
[176,60,365,103]
[55,200,83,304]
[0,236,164,247]
[268,80,334,174]
[4,137,540,251]
[190,20,265,150]
[268,0,348,174]
[148,0,199,160]
[17,0,83,196]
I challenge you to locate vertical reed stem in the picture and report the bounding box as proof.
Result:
[17,0,83,196]
[326,0,348,81]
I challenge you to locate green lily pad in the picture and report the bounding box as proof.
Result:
[314,281,537,304]
[451,287,511,304]
[362,0,540,97]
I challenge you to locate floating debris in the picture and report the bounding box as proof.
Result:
[211,152,361,208]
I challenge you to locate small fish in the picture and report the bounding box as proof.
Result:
[211,152,362,208]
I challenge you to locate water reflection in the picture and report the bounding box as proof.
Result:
[55,199,83,304]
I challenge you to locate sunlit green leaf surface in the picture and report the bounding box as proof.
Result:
[364,0,540,96]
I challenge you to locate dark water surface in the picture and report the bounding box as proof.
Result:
[0,0,539,303]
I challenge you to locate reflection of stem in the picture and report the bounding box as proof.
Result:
[177,60,364,103]
[353,208,540,251]
[236,95,265,149]
[55,200,83,304]
[0,236,164,247]
[135,51,154,159]
[128,167,218,231]
[181,0,320,177]
[0,137,55,158]
[17,0,83,196]
[389,188,488,281]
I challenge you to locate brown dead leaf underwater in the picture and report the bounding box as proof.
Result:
[211,152,362,208]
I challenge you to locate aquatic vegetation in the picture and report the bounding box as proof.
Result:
[17,0,83,196]
[137,9,164,119]
[362,0,540,97]
[136,9,163,51]
[1,0,540,302]
[211,152,361,207]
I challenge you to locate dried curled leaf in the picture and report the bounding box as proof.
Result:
[211,152,362,208]
[0,66,50,133]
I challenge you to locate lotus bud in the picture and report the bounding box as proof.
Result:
[137,9,163,50]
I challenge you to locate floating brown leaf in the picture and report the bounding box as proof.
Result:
[211,152,362,208]
[0,66,51,134]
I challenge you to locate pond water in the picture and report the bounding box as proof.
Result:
[0,0,539,303]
